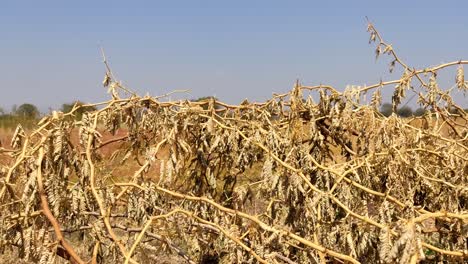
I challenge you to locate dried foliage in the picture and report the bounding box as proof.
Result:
[0,21,467,264]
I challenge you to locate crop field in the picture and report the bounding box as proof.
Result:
[0,22,467,264]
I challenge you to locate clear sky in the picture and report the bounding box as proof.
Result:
[0,0,467,112]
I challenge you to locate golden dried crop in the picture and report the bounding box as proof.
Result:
[0,21,467,264]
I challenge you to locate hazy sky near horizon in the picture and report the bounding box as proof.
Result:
[0,0,467,112]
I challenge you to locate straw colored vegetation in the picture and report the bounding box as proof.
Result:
[0,21,467,264]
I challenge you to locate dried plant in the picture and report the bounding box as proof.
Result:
[0,20,467,264]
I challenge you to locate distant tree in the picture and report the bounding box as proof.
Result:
[447,107,466,115]
[192,96,221,110]
[61,103,74,113]
[380,103,393,117]
[193,96,218,102]
[413,108,427,117]
[61,101,97,120]
[16,103,39,119]
[0,107,5,116]
[396,106,413,117]
[380,103,413,117]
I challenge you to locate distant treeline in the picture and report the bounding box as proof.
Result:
[0,99,466,129]
[0,97,217,129]
[379,103,467,117]
[0,101,97,129]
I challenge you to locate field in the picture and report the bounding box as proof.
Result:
[0,22,467,264]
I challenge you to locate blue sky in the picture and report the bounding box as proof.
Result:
[0,0,467,112]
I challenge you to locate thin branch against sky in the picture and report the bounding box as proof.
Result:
[0,0,466,111]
